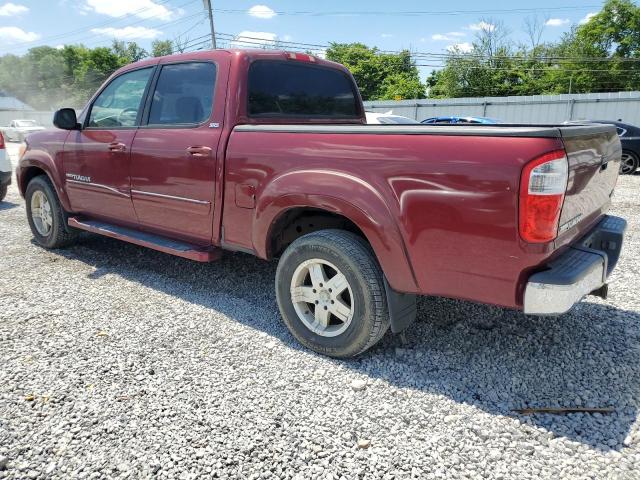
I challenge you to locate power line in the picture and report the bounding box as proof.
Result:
[0,0,181,49]
[206,32,640,66]
[1,10,207,56]
[211,5,601,17]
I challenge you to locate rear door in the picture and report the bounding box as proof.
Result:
[129,60,223,245]
[63,67,154,224]
[557,125,621,243]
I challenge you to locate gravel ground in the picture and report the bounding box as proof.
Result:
[1,143,639,479]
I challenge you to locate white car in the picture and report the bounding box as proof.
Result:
[0,131,10,201]
[365,112,420,125]
[2,119,46,142]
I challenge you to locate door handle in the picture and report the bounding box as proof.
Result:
[187,146,212,157]
[108,142,127,152]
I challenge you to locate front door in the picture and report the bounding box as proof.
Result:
[63,67,154,225]
[129,61,222,245]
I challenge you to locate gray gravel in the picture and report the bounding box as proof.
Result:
[1,143,639,479]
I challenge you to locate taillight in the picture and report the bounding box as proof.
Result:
[0,131,4,149]
[519,150,568,243]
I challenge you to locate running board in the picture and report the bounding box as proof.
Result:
[68,217,221,262]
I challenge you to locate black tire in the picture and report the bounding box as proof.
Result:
[275,229,390,358]
[0,184,6,202]
[620,150,639,175]
[25,175,78,249]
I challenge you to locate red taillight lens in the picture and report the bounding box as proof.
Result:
[0,132,4,149]
[519,150,568,243]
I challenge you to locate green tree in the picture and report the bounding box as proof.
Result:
[426,0,640,98]
[151,40,173,57]
[379,73,426,100]
[111,40,148,65]
[326,43,425,100]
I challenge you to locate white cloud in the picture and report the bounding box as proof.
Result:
[381,33,393,38]
[432,32,466,41]
[230,30,278,48]
[545,18,570,27]
[468,21,495,32]
[0,2,28,16]
[85,0,174,21]
[579,12,597,25]
[55,44,64,49]
[447,42,473,53]
[91,26,162,39]
[0,26,39,43]
[248,5,276,19]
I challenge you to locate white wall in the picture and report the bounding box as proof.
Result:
[0,110,55,127]
[364,91,640,125]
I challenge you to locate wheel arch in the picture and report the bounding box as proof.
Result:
[18,155,71,211]
[253,171,419,294]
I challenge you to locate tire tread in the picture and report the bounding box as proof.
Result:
[276,229,390,357]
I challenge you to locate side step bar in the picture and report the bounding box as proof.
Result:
[68,217,221,262]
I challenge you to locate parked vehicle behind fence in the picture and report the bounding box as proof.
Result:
[421,116,500,124]
[565,120,640,175]
[365,112,419,124]
[16,49,627,357]
[0,131,10,201]
[2,119,46,142]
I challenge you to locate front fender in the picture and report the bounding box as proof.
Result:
[253,169,419,294]
[18,150,71,211]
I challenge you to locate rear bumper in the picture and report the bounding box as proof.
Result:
[0,170,11,187]
[524,215,626,315]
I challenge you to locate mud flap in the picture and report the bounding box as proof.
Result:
[384,278,417,334]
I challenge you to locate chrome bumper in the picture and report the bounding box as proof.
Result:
[524,215,626,316]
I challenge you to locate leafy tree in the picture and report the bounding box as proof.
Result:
[427,0,640,97]
[111,40,148,65]
[151,40,174,57]
[379,73,426,100]
[326,43,425,100]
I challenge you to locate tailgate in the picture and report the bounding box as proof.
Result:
[557,124,621,240]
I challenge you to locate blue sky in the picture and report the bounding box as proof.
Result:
[0,1,605,78]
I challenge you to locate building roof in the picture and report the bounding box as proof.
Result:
[0,91,33,111]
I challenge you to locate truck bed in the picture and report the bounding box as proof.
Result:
[227,122,620,308]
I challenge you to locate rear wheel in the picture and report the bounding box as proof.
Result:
[275,229,390,358]
[25,175,78,249]
[0,185,6,202]
[620,150,639,175]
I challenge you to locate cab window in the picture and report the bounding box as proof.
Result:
[147,62,217,126]
[88,67,153,128]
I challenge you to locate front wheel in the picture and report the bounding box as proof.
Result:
[275,229,390,358]
[25,175,78,249]
[620,150,639,175]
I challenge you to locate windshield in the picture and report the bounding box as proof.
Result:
[16,120,38,127]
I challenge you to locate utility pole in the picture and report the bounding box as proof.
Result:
[203,0,216,49]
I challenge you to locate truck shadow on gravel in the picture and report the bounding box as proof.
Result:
[0,200,19,211]
[57,234,639,452]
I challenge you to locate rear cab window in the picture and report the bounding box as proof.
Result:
[247,60,360,119]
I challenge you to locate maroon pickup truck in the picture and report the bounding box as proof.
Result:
[17,50,626,357]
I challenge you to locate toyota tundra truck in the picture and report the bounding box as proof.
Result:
[16,50,626,357]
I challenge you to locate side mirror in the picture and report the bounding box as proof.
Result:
[53,108,80,130]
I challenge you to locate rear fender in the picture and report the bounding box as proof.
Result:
[253,169,419,293]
